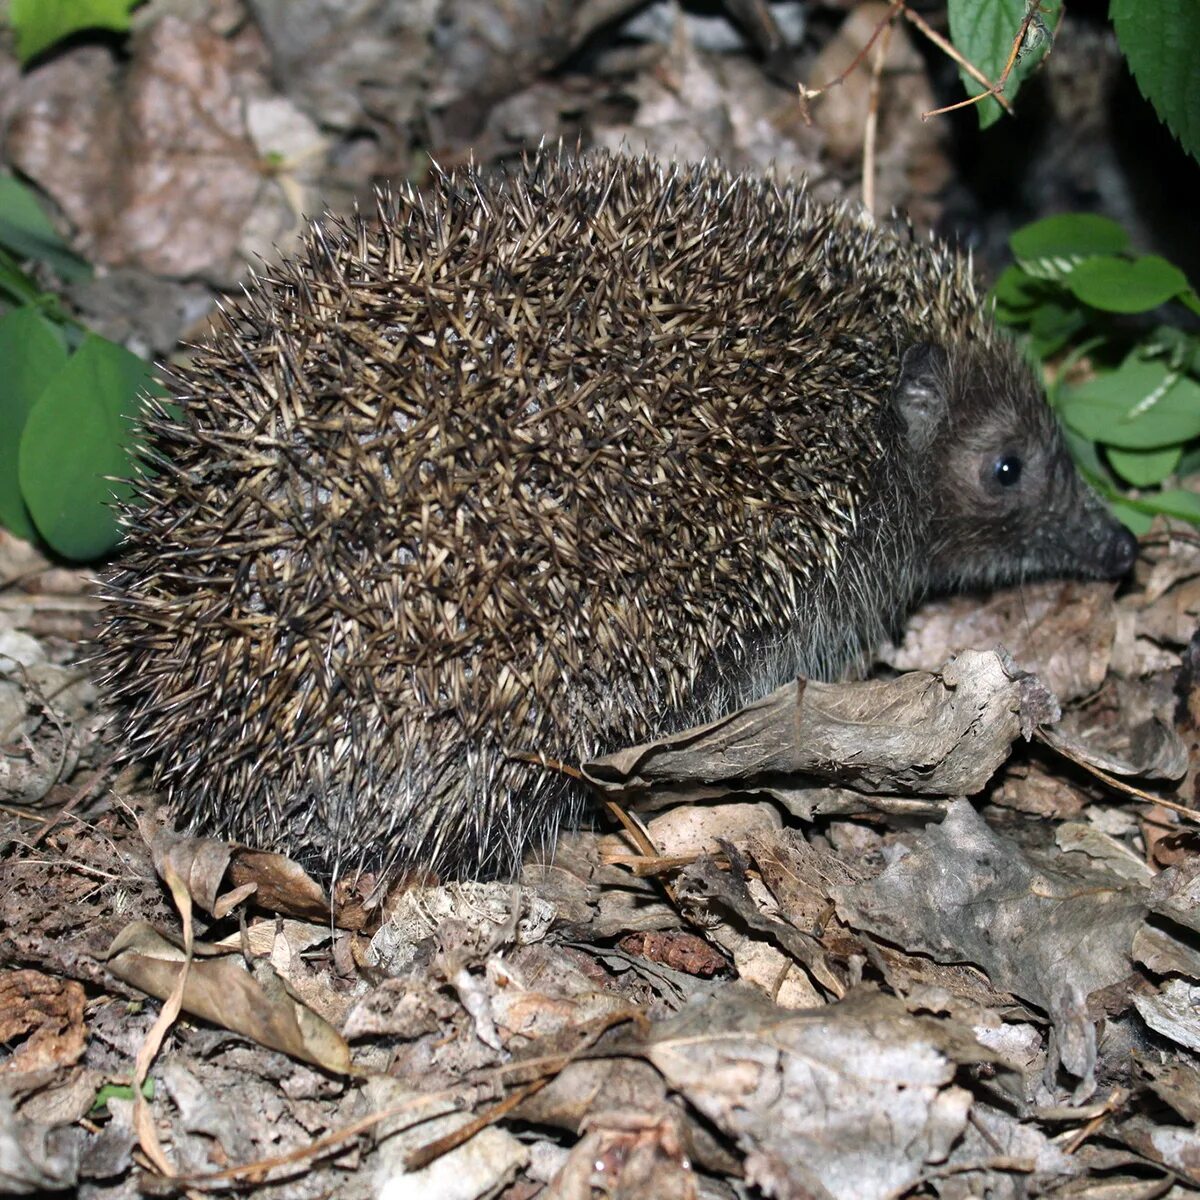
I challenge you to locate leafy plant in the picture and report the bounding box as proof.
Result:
[0,173,161,560]
[1110,0,1200,162]
[90,1076,154,1115]
[947,0,1062,129]
[947,0,1200,164]
[8,0,145,64]
[993,212,1200,533]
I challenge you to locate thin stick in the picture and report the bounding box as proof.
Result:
[920,0,1047,119]
[1041,734,1200,823]
[861,18,894,215]
[798,0,902,113]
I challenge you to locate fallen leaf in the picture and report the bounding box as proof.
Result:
[105,922,351,1074]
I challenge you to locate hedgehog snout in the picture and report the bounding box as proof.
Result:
[1096,522,1139,579]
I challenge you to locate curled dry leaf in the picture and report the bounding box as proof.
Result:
[888,580,1119,704]
[1119,1116,1200,1185]
[1133,981,1200,1055]
[1041,714,1189,781]
[1057,821,1156,884]
[1135,1054,1200,1126]
[146,824,331,923]
[585,649,1058,800]
[104,922,351,1075]
[1132,923,1200,978]
[1151,856,1200,936]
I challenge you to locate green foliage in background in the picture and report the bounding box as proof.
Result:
[948,0,1200,163]
[993,213,1200,534]
[1110,0,1200,162]
[8,0,143,63]
[947,0,1062,129]
[0,173,161,561]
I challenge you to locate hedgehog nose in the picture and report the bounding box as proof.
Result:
[1103,524,1139,577]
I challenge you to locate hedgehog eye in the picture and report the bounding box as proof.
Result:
[993,454,1023,487]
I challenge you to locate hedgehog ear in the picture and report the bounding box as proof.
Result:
[894,343,948,451]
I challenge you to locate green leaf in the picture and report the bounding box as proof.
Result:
[991,265,1057,324]
[1178,444,1200,477]
[1061,426,1111,486]
[1111,0,1200,163]
[9,0,142,63]
[17,334,161,561]
[947,0,1062,129]
[1141,325,1200,376]
[90,1077,154,1114]
[1046,336,1109,407]
[1141,489,1200,525]
[1106,498,1155,535]
[0,246,45,306]
[1010,213,1129,279]
[0,175,91,282]
[1027,299,1085,359]
[1066,254,1189,314]
[1107,444,1182,487]
[0,307,69,541]
[1059,356,1200,450]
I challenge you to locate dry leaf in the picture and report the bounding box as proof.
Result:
[643,987,997,1200]
[0,971,86,1075]
[834,801,1146,1093]
[105,922,351,1074]
[586,650,1058,799]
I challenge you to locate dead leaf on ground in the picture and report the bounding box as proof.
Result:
[834,800,1148,1095]
[640,986,1001,1200]
[0,1092,80,1194]
[367,1076,529,1200]
[1041,714,1188,782]
[7,18,273,282]
[887,580,1120,703]
[104,922,351,1075]
[147,823,334,924]
[0,970,86,1075]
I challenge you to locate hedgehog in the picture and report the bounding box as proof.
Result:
[93,149,1136,884]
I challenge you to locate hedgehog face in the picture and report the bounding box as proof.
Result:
[895,340,1137,593]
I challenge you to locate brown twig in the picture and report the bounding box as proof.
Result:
[902,6,1008,115]
[403,1079,549,1172]
[28,751,120,848]
[1062,1088,1126,1154]
[797,0,903,117]
[165,1091,466,1187]
[919,0,1048,119]
[861,15,894,215]
[507,749,586,783]
[1040,734,1200,823]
